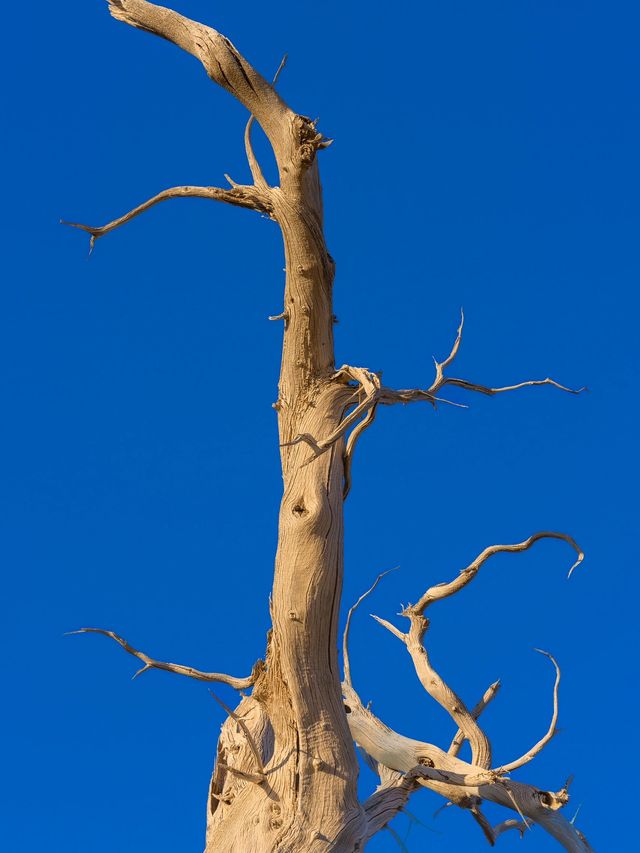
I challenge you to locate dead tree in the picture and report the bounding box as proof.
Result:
[65,3,591,850]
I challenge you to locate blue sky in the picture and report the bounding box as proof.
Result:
[2,1,638,850]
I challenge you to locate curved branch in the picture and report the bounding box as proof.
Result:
[68,627,263,690]
[343,403,377,500]
[62,184,273,251]
[497,650,560,773]
[413,532,584,613]
[443,376,585,397]
[342,569,397,689]
[471,806,529,846]
[372,611,492,769]
[376,312,584,412]
[105,1,292,150]
[208,689,266,778]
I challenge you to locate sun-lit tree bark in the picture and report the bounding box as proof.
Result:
[66,3,591,850]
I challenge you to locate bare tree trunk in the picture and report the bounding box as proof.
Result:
[66,3,593,851]
[205,186,366,850]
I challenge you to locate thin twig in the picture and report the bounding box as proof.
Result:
[343,569,398,688]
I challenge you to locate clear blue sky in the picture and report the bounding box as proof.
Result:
[2,2,638,850]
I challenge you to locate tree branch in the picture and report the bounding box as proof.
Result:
[68,627,263,690]
[343,579,591,850]
[208,689,266,778]
[448,680,501,758]
[343,680,592,851]
[105,1,292,152]
[342,569,398,690]
[470,805,529,846]
[377,310,584,410]
[342,403,377,500]
[62,184,273,252]
[497,649,560,773]
[413,532,584,614]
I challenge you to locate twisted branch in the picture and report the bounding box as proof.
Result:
[68,627,263,690]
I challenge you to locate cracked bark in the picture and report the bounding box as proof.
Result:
[65,3,591,850]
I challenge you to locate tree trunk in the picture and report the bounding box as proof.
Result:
[205,184,366,851]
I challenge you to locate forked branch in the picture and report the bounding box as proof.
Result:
[379,310,585,408]
[68,627,263,690]
[62,184,273,252]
